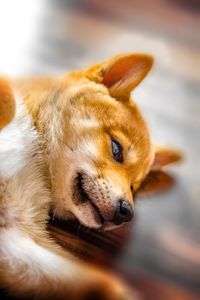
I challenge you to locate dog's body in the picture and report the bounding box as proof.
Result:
[0,54,179,299]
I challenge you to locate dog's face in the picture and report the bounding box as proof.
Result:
[51,54,155,230]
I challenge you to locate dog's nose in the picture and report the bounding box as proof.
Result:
[113,200,133,225]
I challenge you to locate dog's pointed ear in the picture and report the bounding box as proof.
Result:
[86,53,153,100]
[0,77,15,130]
[136,170,174,198]
[136,146,182,198]
[151,146,182,170]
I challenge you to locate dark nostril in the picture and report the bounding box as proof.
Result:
[120,201,130,216]
[113,200,133,225]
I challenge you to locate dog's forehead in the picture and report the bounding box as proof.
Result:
[71,84,142,125]
[99,100,148,140]
[67,80,150,145]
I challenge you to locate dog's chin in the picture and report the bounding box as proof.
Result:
[71,206,121,231]
[101,222,123,231]
[71,201,104,230]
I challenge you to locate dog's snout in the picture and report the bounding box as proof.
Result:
[112,200,133,225]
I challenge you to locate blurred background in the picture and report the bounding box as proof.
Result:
[0,0,199,299]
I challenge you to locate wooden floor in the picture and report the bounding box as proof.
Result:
[1,0,200,299]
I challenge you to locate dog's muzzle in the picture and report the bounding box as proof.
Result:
[73,172,133,226]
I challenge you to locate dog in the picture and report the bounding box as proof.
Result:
[0,54,180,299]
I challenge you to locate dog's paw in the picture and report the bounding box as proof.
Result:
[72,265,138,300]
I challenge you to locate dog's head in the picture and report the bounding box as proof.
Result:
[13,54,180,231]
[48,54,155,230]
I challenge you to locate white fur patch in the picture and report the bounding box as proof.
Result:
[0,228,75,287]
[0,95,38,179]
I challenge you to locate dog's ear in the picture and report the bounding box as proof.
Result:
[136,170,174,198]
[86,53,153,101]
[0,77,15,130]
[135,146,182,198]
[151,146,182,170]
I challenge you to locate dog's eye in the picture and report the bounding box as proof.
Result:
[111,139,123,163]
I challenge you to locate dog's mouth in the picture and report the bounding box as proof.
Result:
[73,172,105,225]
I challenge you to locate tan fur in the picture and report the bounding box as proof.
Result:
[0,53,180,299]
